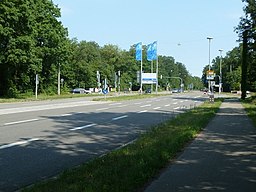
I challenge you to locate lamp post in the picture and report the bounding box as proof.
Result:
[219,49,223,94]
[207,37,213,92]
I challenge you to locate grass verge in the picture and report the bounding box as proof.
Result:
[23,99,222,192]
[242,94,256,126]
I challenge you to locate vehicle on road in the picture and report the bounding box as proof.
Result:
[145,88,152,94]
[71,88,92,94]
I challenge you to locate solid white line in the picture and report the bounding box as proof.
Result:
[153,107,161,110]
[112,115,128,121]
[96,108,109,111]
[137,110,148,114]
[0,138,40,150]
[140,104,151,108]
[165,104,170,107]
[70,123,96,131]
[4,118,39,126]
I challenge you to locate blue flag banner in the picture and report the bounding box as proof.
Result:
[151,41,157,60]
[135,42,142,61]
[147,43,153,61]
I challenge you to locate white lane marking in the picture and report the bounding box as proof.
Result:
[4,118,39,126]
[112,115,128,121]
[173,99,178,101]
[165,104,170,107]
[140,104,151,108]
[173,102,178,105]
[153,107,161,110]
[137,110,148,114]
[174,107,180,110]
[96,108,109,111]
[185,100,188,102]
[134,102,142,105]
[109,103,122,106]
[117,105,128,108]
[0,138,40,150]
[180,101,184,103]
[70,123,96,131]
[60,114,72,117]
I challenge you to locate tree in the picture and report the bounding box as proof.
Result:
[0,0,69,97]
[236,0,256,95]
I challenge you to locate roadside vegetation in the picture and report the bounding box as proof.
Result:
[23,99,222,192]
[242,94,256,126]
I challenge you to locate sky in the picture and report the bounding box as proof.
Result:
[52,0,245,77]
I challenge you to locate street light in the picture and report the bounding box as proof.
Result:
[207,37,213,92]
[219,49,223,94]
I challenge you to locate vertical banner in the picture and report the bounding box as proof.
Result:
[147,43,153,61]
[135,42,142,61]
[151,41,157,60]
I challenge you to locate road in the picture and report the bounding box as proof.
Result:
[0,92,207,191]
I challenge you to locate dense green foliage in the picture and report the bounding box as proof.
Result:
[202,0,256,92]
[22,100,222,192]
[0,0,70,97]
[0,0,203,98]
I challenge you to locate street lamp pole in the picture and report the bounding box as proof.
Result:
[219,49,223,94]
[207,37,213,92]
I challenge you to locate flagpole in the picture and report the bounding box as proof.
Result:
[151,60,153,91]
[156,55,158,94]
[140,46,143,94]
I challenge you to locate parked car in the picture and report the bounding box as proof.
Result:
[71,88,86,94]
[145,88,152,94]
[171,88,180,93]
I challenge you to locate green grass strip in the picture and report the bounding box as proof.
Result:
[242,94,256,127]
[23,100,222,192]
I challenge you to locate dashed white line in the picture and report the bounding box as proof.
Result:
[60,114,72,117]
[70,123,96,131]
[96,108,109,111]
[165,104,170,107]
[137,110,148,114]
[117,105,128,108]
[109,103,122,106]
[173,102,178,105]
[0,138,40,150]
[112,115,128,121]
[153,107,161,110]
[4,118,39,126]
[140,104,151,108]
[174,107,180,110]
[134,102,142,105]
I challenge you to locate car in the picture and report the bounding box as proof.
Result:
[71,88,86,94]
[145,88,152,94]
[171,88,180,93]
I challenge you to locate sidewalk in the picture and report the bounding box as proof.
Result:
[145,98,256,192]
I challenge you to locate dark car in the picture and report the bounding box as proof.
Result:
[145,88,152,94]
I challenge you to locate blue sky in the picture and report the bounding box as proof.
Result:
[53,0,245,77]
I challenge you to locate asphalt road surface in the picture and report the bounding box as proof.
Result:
[0,92,207,191]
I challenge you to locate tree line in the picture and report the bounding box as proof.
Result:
[0,0,203,98]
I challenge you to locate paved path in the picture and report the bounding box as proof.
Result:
[145,98,256,192]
